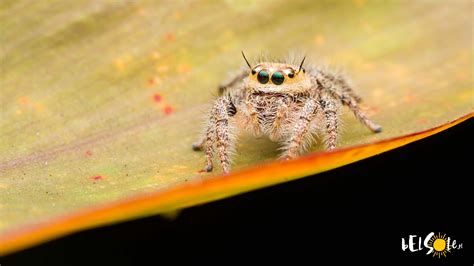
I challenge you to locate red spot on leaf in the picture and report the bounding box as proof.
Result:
[163,32,176,42]
[163,105,173,115]
[18,97,30,106]
[91,175,104,181]
[403,94,417,103]
[85,150,93,156]
[153,93,163,103]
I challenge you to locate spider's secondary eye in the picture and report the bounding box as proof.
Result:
[251,69,256,75]
[271,71,285,85]
[257,70,269,84]
[288,72,295,78]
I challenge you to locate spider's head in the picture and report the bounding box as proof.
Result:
[241,52,312,94]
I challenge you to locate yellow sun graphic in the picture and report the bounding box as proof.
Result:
[428,232,450,258]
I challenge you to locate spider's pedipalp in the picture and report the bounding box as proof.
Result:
[269,100,288,141]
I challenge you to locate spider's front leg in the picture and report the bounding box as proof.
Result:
[285,98,318,159]
[203,96,235,173]
[194,71,246,151]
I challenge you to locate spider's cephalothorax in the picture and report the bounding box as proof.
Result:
[192,52,382,173]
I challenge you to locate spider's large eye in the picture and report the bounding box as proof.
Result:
[257,70,269,84]
[271,71,285,85]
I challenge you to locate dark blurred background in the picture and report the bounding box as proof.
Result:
[2,119,472,265]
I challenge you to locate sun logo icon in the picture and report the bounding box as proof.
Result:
[428,232,450,258]
[402,231,463,258]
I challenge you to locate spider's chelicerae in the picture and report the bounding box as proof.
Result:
[192,52,382,173]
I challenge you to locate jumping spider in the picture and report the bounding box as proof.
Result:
[192,52,382,173]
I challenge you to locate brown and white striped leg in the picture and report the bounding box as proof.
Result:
[316,73,382,133]
[320,99,339,150]
[203,97,234,173]
[286,99,318,158]
[204,112,216,172]
[345,97,382,133]
[215,98,233,173]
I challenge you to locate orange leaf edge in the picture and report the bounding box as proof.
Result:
[0,112,472,255]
